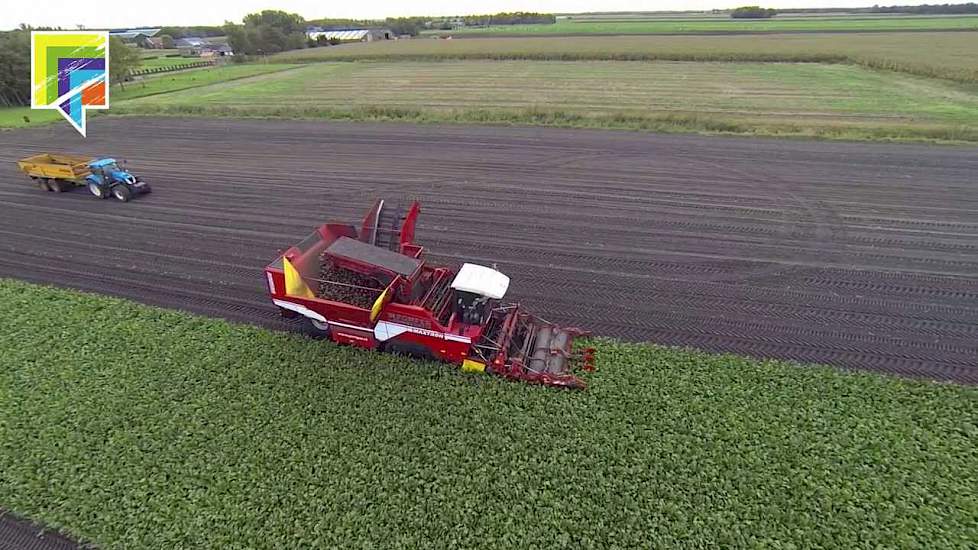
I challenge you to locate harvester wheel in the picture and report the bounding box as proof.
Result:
[303,318,331,338]
[384,341,436,361]
[88,182,108,199]
[112,185,132,202]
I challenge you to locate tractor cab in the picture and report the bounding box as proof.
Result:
[88,158,123,182]
[451,263,510,325]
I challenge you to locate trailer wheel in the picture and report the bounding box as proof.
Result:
[49,180,65,193]
[88,182,108,199]
[112,185,132,202]
[38,179,52,192]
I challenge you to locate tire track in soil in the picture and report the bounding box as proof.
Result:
[1,117,977,384]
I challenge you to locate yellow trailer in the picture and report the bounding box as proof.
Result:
[17,153,93,192]
[16,153,151,201]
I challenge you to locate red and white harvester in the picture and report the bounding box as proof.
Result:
[265,200,594,389]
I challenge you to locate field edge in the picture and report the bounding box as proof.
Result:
[104,105,978,145]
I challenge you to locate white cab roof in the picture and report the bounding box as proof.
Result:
[451,263,510,299]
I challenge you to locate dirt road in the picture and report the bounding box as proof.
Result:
[1,117,976,383]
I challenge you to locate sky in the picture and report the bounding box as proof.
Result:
[3,1,914,30]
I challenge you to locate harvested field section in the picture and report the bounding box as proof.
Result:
[0,118,976,383]
[275,32,978,83]
[118,61,978,134]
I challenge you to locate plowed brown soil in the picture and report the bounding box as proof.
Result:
[1,117,976,383]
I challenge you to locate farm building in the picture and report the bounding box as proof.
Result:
[108,28,161,48]
[199,44,234,58]
[306,28,394,43]
[175,38,233,57]
[109,28,161,41]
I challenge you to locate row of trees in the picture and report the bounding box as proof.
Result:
[308,12,557,35]
[0,30,29,107]
[224,10,308,55]
[158,25,225,39]
[445,12,557,27]
[730,6,778,18]
[227,9,553,55]
[869,2,978,13]
[0,29,141,107]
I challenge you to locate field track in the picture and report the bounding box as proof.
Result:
[0,509,79,550]
[1,117,976,384]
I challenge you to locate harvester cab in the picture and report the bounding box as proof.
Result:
[451,263,510,326]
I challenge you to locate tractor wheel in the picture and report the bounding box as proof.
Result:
[302,317,331,338]
[112,185,132,202]
[88,182,108,199]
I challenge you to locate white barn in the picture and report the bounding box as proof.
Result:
[307,28,393,43]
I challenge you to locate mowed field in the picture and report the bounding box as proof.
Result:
[435,14,978,34]
[1,118,976,383]
[115,60,978,141]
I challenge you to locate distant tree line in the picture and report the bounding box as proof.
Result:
[453,12,557,26]
[730,6,778,18]
[158,26,225,39]
[869,2,978,13]
[224,10,308,55]
[308,12,556,36]
[308,17,418,35]
[0,30,30,107]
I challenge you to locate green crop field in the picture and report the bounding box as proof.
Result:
[276,32,978,83]
[115,60,978,143]
[115,63,299,100]
[433,15,978,34]
[141,48,181,58]
[0,279,975,548]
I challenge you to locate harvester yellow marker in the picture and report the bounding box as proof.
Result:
[283,256,315,299]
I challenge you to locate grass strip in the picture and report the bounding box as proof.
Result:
[0,278,976,548]
[108,103,978,144]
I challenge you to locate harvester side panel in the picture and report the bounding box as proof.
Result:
[359,199,384,246]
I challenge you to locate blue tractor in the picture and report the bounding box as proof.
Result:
[85,158,151,202]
